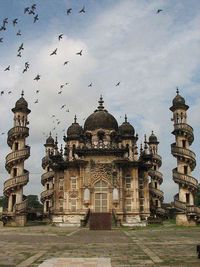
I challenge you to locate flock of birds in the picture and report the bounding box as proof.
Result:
[0,3,164,137]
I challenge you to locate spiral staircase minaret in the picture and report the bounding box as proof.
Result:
[41,133,55,218]
[3,91,31,226]
[148,132,165,217]
[170,88,200,225]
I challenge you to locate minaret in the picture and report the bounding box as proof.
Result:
[170,88,199,225]
[41,133,55,217]
[3,91,31,226]
[148,131,164,217]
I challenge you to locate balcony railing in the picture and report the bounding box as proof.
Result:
[174,199,186,211]
[7,126,29,145]
[15,199,27,213]
[148,170,163,183]
[173,169,198,189]
[41,171,54,185]
[4,172,29,194]
[171,144,196,162]
[174,123,193,133]
[41,189,54,200]
[149,186,164,199]
[6,146,30,169]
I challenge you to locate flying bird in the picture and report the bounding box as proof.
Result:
[64,61,69,65]
[58,34,63,41]
[50,48,57,56]
[116,82,120,86]
[8,91,12,94]
[76,49,82,56]
[34,14,39,23]
[1,91,4,95]
[4,65,10,71]
[58,91,62,94]
[36,90,40,94]
[67,8,72,15]
[1,132,5,135]
[29,9,35,15]
[34,74,41,81]
[51,115,55,118]
[157,9,163,13]
[24,7,29,14]
[0,26,6,31]
[0,38,3,43]
[31,4,37,10]
[18,43,24,52]
[3,18,8,25]
[88,83,92,87]
[13,18,18,26]
[17,30,22,36]
[60,84,64,89]
[34,99,38,104]
[79,6,85,13]
[17,52,22,57]
[61,105,66,109]
[66,109,70,112]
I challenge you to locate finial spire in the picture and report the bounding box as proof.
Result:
[74,115,77,123]
[151,130,154,135]
[125,114,127,123]
[21,90,24,97]
[49,131,52,136]
[98,95,104,110]
[176,87,179,94]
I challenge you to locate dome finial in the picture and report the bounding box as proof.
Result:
[74,115,77,123]
[98,95,104,110]
[125,114,127,123]
[151,130,154,135]
[21,90,24,97]
[176,87,179,94]
[49,131,52,136]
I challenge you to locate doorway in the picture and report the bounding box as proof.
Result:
[94,180,108,212]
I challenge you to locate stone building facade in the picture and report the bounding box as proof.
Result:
[41,96,165,226]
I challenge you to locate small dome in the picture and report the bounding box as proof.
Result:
[148,131,158,144]
[45,133,54,146]
[12,91,31,114]
[119,115,135,136]
[170,88,188,111]
[84,96,118,131]
[67,116,83,139]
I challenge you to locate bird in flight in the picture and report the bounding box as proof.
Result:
[17,52,22,57]
[0,38,3,43]
[51,115,55,118]
[1,132,5,135]
[1,91,4,95]
[29,9,35,15]
[24,7,29,14]
[157,9,163,13]
[13,18,18,26]
[8,91,12,94]
[0,26,6,31]
[31,4,36,10]
[58,34,63,41]
[36,90,40,94]
[4,65,10,71]
[79,6,85,13]
[3,18,8,26]
[61,105,66,109]
[50,48,57,56]
[88,83,92,87]
[67,8,72,15]
[34,14,39,23]
[34,99,38,104]
[17,30,22,36]
[60,84,64,89]
[64,61,69,65]
[18,43,24,52]
[66,109,70,112]
[116,82,120,86]
[58,91,62,94]
[76,49,83,56]
[34,74,41,81]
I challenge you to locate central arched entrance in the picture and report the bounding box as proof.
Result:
[94,180,108,212]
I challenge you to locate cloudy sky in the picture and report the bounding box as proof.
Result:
[0,0,200,202]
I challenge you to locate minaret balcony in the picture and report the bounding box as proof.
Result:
[173,168,198,190]
[41,189,54,202]
[171,144,196,169]
[5,146,30,171]
[151,154,162,167]
[7,126,29,147]
[174,199,186,211]
[148,170,163,183]
[173,123,194,144]
[15,199,27,214]
[4,172,29,196]
[41,171,54,186]
[149,186,164,200]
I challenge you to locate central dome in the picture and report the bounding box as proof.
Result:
[84,96,118,131]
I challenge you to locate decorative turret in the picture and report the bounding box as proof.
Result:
[170,88,200,225]
[41,133,55,216]
[3,91,31,226]
[148,131,164,217]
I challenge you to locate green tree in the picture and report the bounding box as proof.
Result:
[27,195,43,210]
[195,184,200,207]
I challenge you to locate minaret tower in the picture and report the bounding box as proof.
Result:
[148,131,164,217]
[3,91,31,226]
[170,88,199,225]
[41,133,55,217]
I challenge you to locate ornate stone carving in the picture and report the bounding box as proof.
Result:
[90,163,113,183]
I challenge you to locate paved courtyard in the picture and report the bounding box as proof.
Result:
[0,223,200,266]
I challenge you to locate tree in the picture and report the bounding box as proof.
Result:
[195,184,200,207]
[27,195,43,210]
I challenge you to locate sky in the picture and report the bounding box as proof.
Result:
[0,0,200,203]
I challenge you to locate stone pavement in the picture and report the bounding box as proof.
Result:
[0,224,200,266]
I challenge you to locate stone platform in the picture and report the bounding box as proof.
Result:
[38,257,111,267]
